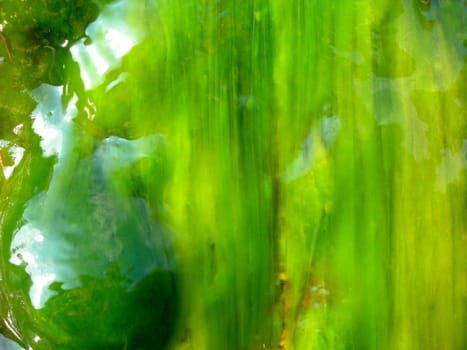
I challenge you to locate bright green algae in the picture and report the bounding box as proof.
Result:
[0,1,466,349]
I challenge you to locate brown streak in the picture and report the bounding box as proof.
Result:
[0,151,7,185]
[278,271,289,349]
[0,31,13,62]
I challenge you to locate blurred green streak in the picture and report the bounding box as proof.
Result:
[0,0,465,349]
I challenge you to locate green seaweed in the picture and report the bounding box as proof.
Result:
[0,0,465,349]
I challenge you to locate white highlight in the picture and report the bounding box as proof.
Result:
[30,274,57,310]
[30,84,78,157]
[105,28,134,59]
[69,0,140,90]
[0,142,25,179]
[10,224,60,309]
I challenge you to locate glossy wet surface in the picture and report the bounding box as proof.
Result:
[1,0,465,349]
[1,1,176,349]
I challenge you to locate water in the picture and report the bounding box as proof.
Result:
[0,1,465,349]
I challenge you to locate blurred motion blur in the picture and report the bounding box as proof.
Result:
[0,0,465,349]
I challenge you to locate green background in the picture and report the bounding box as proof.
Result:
[1,0,465,349]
